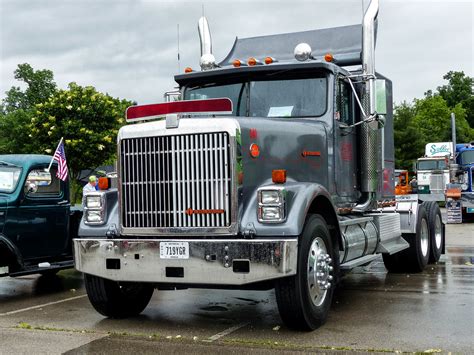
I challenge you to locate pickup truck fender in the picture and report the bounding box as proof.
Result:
[78,189,119,238]
[0,234,24,269]
[240,180,341,241]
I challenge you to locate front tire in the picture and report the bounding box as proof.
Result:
[383,204,430,273]
[275,214,336,331]
[84,274,154,318]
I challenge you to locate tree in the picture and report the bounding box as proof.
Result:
[437,71,474,128]
[1,63,57,114]
[393,102,422,170]
[28,82,132,201]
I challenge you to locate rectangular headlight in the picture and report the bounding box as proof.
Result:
[259,190,283,204]
[86,195,102,208]
[86,210,104,223]
[260,206,284,221]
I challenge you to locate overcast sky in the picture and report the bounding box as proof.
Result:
[0,0,472,106]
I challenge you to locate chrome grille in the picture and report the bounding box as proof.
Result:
[120,132,232,229]
[429,173,445,194]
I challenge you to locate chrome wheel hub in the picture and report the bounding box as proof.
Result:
[420,218,429,257]
[434,215,442,249]
[307,237,333,307]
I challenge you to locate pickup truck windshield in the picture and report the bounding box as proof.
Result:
[184,75,327,118]
[417,160,448,170]
[0,166,22,193]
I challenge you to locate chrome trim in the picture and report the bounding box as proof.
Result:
[73,238,298,285]
[117,118,240,236]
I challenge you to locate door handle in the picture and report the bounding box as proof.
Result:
[57,200,69,205]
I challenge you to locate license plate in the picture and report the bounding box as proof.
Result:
[467,208,474,214]
[160,242,189,259]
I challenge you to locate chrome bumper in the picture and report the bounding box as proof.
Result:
[73,238,298,285]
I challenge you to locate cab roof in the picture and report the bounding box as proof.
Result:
[0,154,55,170]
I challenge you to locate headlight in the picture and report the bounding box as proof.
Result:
[84,193,106,225]
[259,190,283,204]
[86,195,102,208]
[257,187,286,223]
[461,183,468,191]
[86,210,104,223]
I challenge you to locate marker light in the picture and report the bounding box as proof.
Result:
[184,67,193,73]
[264,57,275,65]
[324,53,334,62]
[294,43,312,61]
[233,59,242,67]
[272,169,287,184]
[249,143,260,158]
[248,57,258,66]
[98,177,109,190]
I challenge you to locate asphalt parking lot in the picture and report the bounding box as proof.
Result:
[0,221,473,354]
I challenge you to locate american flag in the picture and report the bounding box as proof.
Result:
[53,140,68,181]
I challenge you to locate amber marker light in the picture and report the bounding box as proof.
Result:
[233,59,242,67]
[264,57,274,65]
[98,177,109,190]
[249,143,260,158]
[248,57,258,66]
[184,67,193,73]
[272,169,287,184]
[324,53,334,62]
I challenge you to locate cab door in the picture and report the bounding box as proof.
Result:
[16,165,70,260]
[334,78,358,201]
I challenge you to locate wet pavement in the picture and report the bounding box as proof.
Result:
[0,221,473,354]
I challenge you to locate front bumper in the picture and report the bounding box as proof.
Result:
[73,238,298,285]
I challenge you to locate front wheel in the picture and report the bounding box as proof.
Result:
[84,274,154,318]
[275,214,336,331]
[424,202,443,263]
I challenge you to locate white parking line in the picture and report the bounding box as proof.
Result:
[0,295,87,316]
[204,322,249,342]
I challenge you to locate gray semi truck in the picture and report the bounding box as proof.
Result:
[73,0,445,330]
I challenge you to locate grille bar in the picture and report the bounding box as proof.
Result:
[120,132,232,229]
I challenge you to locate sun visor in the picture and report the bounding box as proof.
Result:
[219,24,374,67]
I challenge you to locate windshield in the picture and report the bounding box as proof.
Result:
[184,73,327,118]
[417,159,447,170]
[459,150,474,165]
[0,166,22,193]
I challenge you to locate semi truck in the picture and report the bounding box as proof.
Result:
[73,0,445,330]
[416,142,451,200]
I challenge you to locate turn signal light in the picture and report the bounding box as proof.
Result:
[98,177,109,190]
[272,170,287,184]
[233,59,242,67]
[324,53,334,62]
[249,143,260,158]
[184,67,193,73]
[248,57,258,66]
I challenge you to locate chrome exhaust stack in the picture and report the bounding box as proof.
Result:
[198,17,217,70]
[355,0,380,212]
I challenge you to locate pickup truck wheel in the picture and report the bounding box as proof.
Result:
[275,214,335,331]
[84,274,154,318]
[383,204,430,273]
[425,202,443,263]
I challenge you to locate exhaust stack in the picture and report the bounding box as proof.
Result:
[355,0,380,212]
[198,17,216,70]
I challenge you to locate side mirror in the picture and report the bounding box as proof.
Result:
[375,79,387,115]
[27,182,38,194]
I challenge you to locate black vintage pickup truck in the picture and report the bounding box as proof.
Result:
[0,154,82,277]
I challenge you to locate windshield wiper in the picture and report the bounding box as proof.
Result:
[0,161,19,168]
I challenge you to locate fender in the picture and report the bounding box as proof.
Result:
[240,180,340,238]
[0,233,24,269]
[78,189,119,238]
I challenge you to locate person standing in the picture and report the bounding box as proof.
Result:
[82,175,97,203]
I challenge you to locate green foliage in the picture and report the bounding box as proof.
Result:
[394,71,474,169]
[29,82,131,177]
[0,110,35,153]
[437,71,474,127]
[1,63,57,114]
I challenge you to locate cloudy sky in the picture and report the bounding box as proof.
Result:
[0,0,472,106]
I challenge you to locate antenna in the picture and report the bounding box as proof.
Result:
[177,24,181,72]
